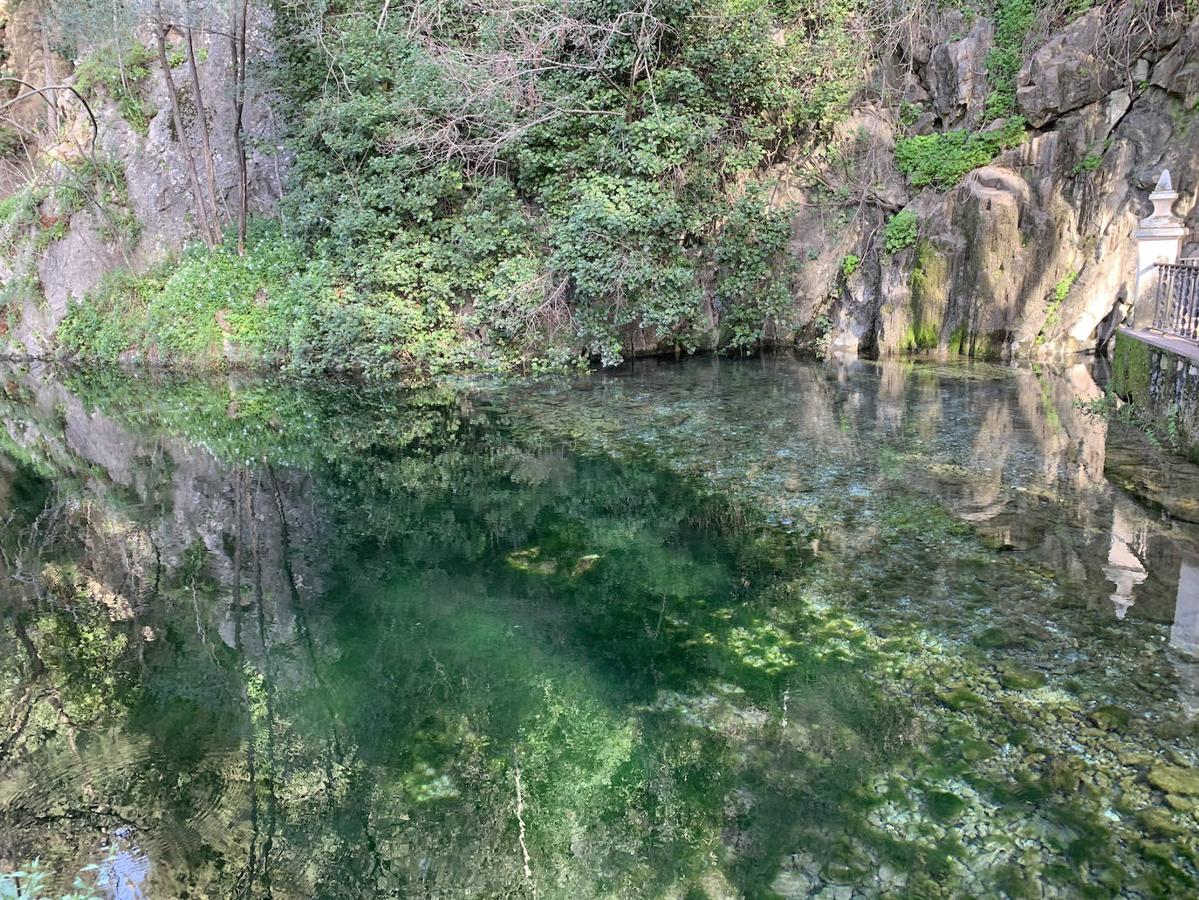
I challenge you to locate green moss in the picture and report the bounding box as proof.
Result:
[938,686,986,711]
[998,660,1046,690]
[900,322,940,353]
[1110,330,1153,403]
[903,239,947,352]
[1148,766,1199,796]
[1138,808,1186,838]
[1087,705,1131,731]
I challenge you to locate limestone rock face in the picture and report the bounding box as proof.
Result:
[0,0,72,132]
[1152,16,1199,106]
[819,1,1199,361]
[33,210,127,344]
[0,12,285,356]
[926,18,993,129]
[112,20,284,269]
[1015,9,1114,127]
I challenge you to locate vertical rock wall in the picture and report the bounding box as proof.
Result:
[801,3,1199,361]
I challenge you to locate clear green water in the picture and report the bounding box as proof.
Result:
[1,356,1198,898]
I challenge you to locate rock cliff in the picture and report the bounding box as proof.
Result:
[0,2,283,355]
[0,0,1196,365]
[813,2,1199,359]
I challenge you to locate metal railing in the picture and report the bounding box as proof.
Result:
[1153,260,1199,341]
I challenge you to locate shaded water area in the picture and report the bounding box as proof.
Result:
[1,356,1199,898]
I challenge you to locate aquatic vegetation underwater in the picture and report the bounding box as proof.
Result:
[0,355,1197,897]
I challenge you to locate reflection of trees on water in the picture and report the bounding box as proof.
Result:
[1,358,1199,895]
[0,368,923,897]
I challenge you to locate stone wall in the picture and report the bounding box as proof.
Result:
[1110,329,1199,462]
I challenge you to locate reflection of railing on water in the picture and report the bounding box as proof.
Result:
[1172,555,1199,720]
[1153,258,1199,342]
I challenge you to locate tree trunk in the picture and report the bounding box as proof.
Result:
[37,16,58,133]
[185,27,227,229]
[154,19,218,247]
[230,0,250,255]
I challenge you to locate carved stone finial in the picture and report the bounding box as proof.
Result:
[1155,169,1173,192]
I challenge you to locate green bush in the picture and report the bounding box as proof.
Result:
[842,254,861,278]
[267,0,869,370]
[74,44,156,134]
[984,0,1036,119]
[0,859,103,900]
[0,183,45,252]
[0,125,25,157]
[714,191,794,349]
[59,223,303,365]
[895,118,1027,191]
[884,210,918,254]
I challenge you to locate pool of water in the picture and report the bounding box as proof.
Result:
[0,355,1197,898]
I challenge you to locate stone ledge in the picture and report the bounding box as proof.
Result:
[1120,328,1199,365]
[1111,329,1199,463]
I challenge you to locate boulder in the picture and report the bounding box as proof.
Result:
[1151,17,1199,107]
[926,18,994,129]
[1016,9,1113,127]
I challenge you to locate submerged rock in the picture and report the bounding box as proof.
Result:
[1148,765,1199,796]
[998,661,1047,691]
[926,790,966,823]
[1089,705,1133,732]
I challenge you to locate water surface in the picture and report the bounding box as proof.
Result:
[1,355,1198,898]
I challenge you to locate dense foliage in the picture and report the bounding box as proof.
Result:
[895,117,1027,191]
[257,0,867,370]
[42,0,1135,372]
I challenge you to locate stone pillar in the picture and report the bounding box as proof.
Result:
[1132,170,1189,328]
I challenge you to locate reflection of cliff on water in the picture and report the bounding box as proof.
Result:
[0,365,915,896]
[3,358,1199,897]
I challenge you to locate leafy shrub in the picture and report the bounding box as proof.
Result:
[0,858,103,900]
[268,0,869,370]
[984,0,1036,119]
[713,191,794,349]
[74,44,156,133]
[884,210,918,254]
[0,125,25,157]
[0,183,45,252]
[842,254,861,278]
[59,223,302,365]
[895,118,1027,190]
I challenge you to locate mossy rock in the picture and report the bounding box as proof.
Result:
[1006,726,1034,747]
[1164,794,1198,813]
[926,790,966,822]
[1088,705,1132,732]
[1138,808,1187,838]
[1148,765,1199,796]
[973,626,1025,650]
[820,844,872,885]
[994,862,1038,899]
[937,687,986,711]
[1042,756,1087,792]
[507,546,558,575]
[998,661,1046,691]
[961,739,996,762]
